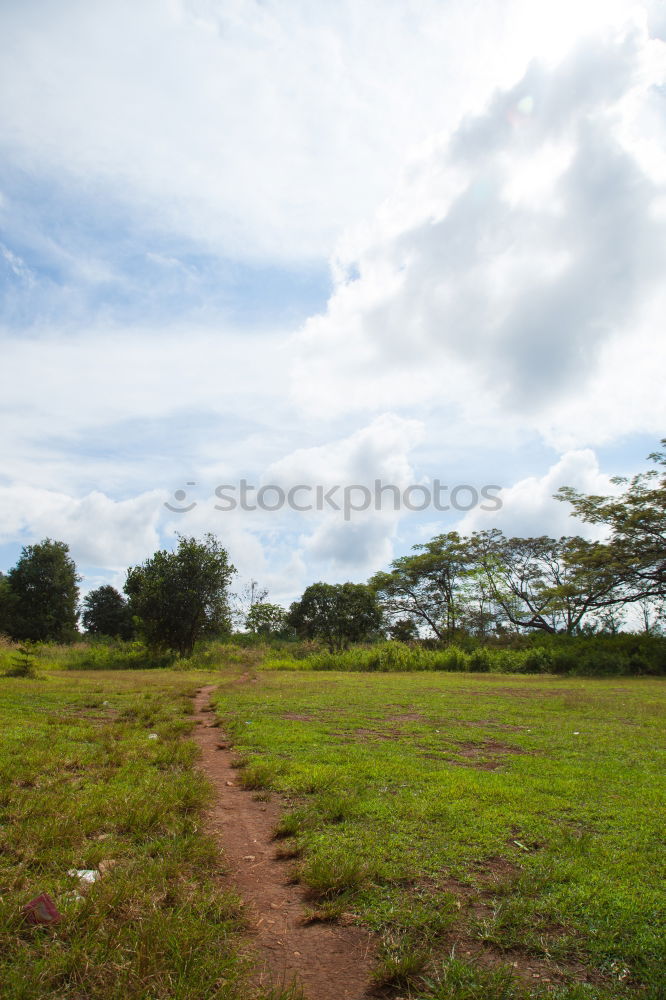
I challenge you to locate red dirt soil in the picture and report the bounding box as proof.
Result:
[193,685,376,1000]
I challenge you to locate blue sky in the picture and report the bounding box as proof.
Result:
[1,0,665,605]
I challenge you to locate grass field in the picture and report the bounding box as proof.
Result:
[213,668,666,1000]
[1,661,664,1000]
[0,669,250,1000]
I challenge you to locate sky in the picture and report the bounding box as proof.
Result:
[1,0,665,606]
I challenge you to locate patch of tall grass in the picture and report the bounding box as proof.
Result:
[264,635,666,676]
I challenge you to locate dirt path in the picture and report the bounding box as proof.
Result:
[193,685,376,1000]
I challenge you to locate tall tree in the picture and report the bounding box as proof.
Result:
[82,585,133,639]
[288,582,381,651]
[369,532,477,639]
[556,441,666,604]
[472,530,621,634]
[0,572,15,636]
[125,534,235,657]
[6,539,80,642]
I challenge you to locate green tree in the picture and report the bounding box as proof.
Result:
[0,572,15,636]
[125,534,235,657]
[82,584,133,639]
[6,539,79,642]
[369,532,477,639]
[556,440,666,605]
[472,530,621,634]
[245,602,288,636]
[288,582,381,651]
[387,618,419,642]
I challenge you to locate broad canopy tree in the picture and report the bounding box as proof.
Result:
[369,531,506,639]
[556,440,666,605]
[370,529,626,638]
[472,530,622,635]
[125,534,235,657]
[288,582,381,651]
[369,532,475,639]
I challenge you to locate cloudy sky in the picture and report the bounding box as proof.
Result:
[1,0,665,604]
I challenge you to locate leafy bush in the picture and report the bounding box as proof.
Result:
[519,646,553,673]
[468,647,492,672]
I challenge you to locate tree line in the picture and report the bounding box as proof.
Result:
[0,441,663,656]
[0,534,234,658]
[288,441,666,648]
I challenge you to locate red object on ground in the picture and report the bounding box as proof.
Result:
[22,893,62,925]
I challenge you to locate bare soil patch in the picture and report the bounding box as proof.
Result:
[385,710,427,723]
[421,739,530,770]
[352,727,403,741]
[193,686,376,1000]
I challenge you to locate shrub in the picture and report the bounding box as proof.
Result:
[468,648,492,672]
[519,647,552,673]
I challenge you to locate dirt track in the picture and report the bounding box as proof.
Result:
[193,685,375,999]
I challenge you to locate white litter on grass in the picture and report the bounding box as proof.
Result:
[68,869,100,884]
[148,733,159,740]
[573,731,580,735]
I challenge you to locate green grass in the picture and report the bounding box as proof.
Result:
[212,668,666,999]
[0,636,271,675]
[0,668,253,1000]
[2,648,664,999]
[264,635,666,676]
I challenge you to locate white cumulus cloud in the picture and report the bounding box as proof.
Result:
[291,25,666,449]
[457,449,616,539]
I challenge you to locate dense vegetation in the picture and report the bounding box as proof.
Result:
[266,633,666,676]
[0,442,664,676]
[368,442,665,641]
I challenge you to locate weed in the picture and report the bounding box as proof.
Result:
[273,808,309,840]
[374,933,430,987]
[299,850,376,899]
[238,760,280,790]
